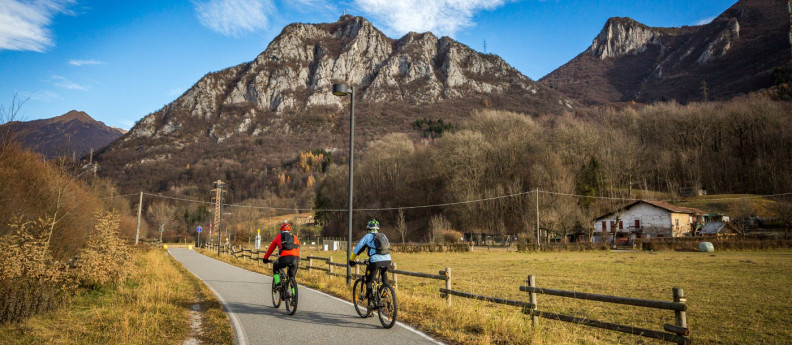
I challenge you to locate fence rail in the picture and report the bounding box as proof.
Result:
[519,286,686,311]
[440,288,534,309]
[521,275,689,344]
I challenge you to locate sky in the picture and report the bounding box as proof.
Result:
[0,0,739,129]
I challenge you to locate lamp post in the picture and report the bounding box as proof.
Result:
[333,83,355,286]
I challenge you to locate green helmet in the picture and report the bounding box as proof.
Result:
[366,219,380,231]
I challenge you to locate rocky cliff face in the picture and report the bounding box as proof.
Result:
[97,15,574,196]
[541,0,788,105]
[126,16,570,143]
[586,17,667,59]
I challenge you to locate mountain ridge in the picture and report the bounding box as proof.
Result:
[1,110,124,159]
[96,15,576,198]
[540,0,788,105]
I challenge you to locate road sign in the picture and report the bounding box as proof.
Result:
[197,226,203,233]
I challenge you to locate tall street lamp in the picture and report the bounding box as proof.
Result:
[333,83,354,286]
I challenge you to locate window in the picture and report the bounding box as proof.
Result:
[602,221,607,231]
[619,221,623,230]
[635,219,641,228]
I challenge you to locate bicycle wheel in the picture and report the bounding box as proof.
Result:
[285,278,298,315]
[377,284,397,329]
[352,278,371,318]
[271,275,281,308]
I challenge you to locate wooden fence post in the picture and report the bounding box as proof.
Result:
[308,256,313,273]
[329,256,334,275]
[528,275,538,326]
[445,267,451,306]
[673,287,687,345]
[392,263,398,290]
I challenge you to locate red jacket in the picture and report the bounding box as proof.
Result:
[263,231,300,259]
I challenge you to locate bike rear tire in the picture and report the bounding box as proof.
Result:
[285,278,298,315]
[377,284,397,329]
[271,276,281,308]
[352,278,371,318]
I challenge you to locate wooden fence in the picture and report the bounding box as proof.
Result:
[215,246,689,343]
[439,275,689,344]
[217,246,454,306]
[522,275,689,344]
[304,255,453,306]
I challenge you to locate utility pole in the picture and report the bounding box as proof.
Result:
[135,191,143,245]
[536,189,540,248]
[211,180,226,256]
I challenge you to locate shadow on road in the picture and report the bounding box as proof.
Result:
[224,301,381,330]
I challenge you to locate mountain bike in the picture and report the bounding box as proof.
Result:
[352,260,397,328]
[271,264,298,315]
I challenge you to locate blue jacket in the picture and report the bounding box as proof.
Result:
[353,232,391,263]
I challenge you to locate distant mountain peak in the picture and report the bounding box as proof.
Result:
[586,17,668,60]
[54,110,93,123]
[0,110,124,159]
[541,0,788,105]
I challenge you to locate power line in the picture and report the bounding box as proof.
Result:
[136,188,792,214]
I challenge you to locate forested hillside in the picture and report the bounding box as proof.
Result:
[316,95,792,239]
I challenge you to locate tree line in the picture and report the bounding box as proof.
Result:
[315,95,792,241]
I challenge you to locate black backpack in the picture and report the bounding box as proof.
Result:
[373,232,390,255]
[281,232,299,251]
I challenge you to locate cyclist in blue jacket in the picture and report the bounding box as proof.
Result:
[349,220,392,301]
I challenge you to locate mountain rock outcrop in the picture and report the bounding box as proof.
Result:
[1,110,124,159]
[97,15,575,197]
[541,0,789,105]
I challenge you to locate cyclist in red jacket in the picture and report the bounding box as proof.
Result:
[262,222,301,287]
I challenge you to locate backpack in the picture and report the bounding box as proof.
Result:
[372,232,390,255]
[281,232,298,251]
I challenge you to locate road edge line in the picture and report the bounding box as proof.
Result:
[169,248,249,345]
[299,284,445,345]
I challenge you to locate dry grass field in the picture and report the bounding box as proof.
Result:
[205,247,792,344]
[0,249,232,345]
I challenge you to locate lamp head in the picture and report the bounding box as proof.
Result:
[332,83,351,96]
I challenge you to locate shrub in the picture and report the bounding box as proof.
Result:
[0,217,73,323]
[443,230,464,244]
[74,212,133,289]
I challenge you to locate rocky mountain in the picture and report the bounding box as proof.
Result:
[95,15,576,199]
[1,110,124,159]
[540,0,789,105]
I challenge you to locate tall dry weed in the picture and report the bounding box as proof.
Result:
[74,211,133,289]
[0,217,73,323]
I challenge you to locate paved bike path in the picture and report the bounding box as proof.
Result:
[169,248,440,345]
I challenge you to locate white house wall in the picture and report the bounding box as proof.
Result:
[594,203,671,233]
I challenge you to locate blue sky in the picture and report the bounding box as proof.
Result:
[0,0,738,129]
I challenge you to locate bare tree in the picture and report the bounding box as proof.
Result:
[149,201,176,242]
[0,92,29,160]
[396,208,407,244]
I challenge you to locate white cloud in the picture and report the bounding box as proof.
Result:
[193,0,274,37]
[0,0,74,52]
[354,0,508,36]
[50,75,86,90]
[118,120,135,129]
[288,0,335,13]
[68,59,104,66]
[695,16,715,25]
[19,90,60,102]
